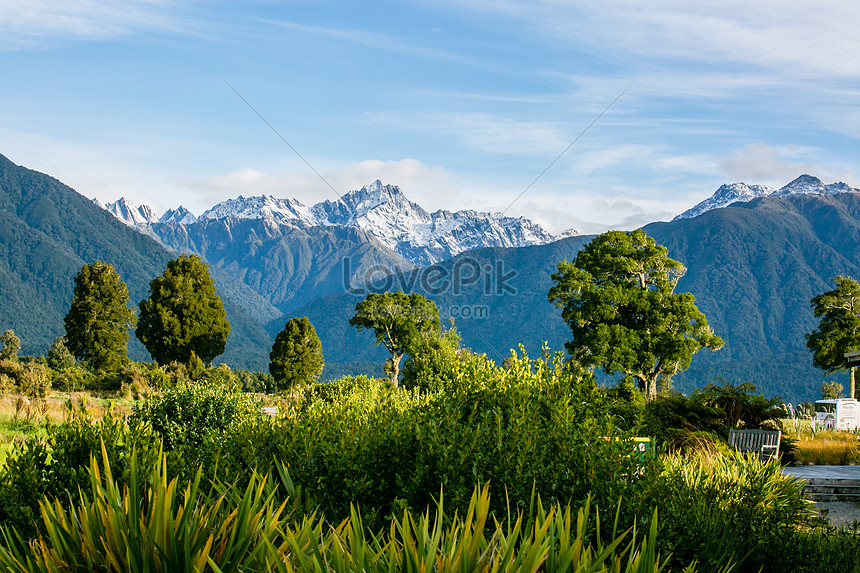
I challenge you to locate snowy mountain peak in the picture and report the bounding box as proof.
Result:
[675,175,860,221]
[160,206,197,225]
[775,174,858,197]
[105,197,159,227]
[674,183,775,221]
[200,195,315,224]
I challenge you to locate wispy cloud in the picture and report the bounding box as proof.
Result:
[0,0,190,49]
[432,0,860,78]
[368,111,571,156]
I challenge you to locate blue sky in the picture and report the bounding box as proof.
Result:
[2,0,859,233]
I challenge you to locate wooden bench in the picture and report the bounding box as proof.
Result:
[728,429,781,460]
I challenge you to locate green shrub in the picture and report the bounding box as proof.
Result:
[130,382,261,478]
[0,401,162,537]
[225,349,661,530]
[0,439,51,536]
[655,449,820,572]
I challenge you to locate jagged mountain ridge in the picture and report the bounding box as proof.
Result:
[674,174,860,220]
[103,180,567,266]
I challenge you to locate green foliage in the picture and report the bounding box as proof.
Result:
[699,378,783,430]
[48,402,160,497]
[136,254,231,366]
[63,261,136,371]
[654,450,853,573]
[806,275,860,398]
[0,402,160,538]
[0,439,51,535]
[269,316,324,393]
[17,362,50,402]
[235,369,272,393]
[548,229,724,399]
[227,349,660,531]
[806,275,860,373]
[129,382,261,478]
[350,291,441,385]
[400,322,463,391]
[0,330,20,362]
[0,449,699,573]
[45,336,75,370]
[640,393,727,451]
[186,350,205,380]
[821,380,844,399]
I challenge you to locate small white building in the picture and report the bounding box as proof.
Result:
[813,399,860,431]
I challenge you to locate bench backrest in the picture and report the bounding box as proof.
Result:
[728,429,781,455]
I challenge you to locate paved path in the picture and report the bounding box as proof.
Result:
[781,466,860,528]
[781,465,860,479]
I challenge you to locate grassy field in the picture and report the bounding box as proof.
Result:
[0,391,133,464]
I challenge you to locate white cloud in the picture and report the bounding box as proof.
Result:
[719,144,860,188]
[0,0,187,49]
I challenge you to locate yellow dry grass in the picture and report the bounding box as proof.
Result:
[0,391,133,464]
[793,430,860,465]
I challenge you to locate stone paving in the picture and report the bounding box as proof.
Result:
[782,465,860,480]
[781,465,860,527]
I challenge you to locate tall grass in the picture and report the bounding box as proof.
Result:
[0,444,715,573]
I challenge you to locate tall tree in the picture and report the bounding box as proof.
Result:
[349,291,441,385]
[64,261,136,370]
[136,254,230,366]
[548,229,723,400]
[0,330,20,362]
[269,317,324,393]
[806,275,860,399]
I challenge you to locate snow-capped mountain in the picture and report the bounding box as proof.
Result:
[674,175,860,221]
[774,174,858,197]
[103,197,160,227]
[196,180,562,266]
[101,198,198,227]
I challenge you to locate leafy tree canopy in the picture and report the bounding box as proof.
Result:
[349,291,440,385]
[548,229,723,400]
[136,254,230,366]
[0,330,20,362]
[64,261,136,371]
[269,317,324,393]
[806,275,860,398]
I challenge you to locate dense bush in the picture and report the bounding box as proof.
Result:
[224,350,661,529]
[130,381,261,478]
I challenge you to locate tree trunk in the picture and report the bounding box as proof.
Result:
[851,366,857,400]
[646,377,658,401]
[385,353,403,386]
[636,375,659,401]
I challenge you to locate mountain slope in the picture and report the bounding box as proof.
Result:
[152,217,415,314]
[293,193,860,402]
[0,154,271,369]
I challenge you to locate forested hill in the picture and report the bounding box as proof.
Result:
[294,193,860,402]
[0,154,271,369]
